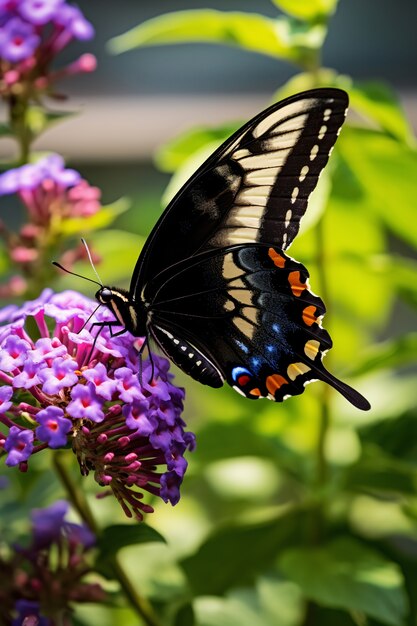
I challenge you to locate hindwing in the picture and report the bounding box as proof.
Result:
[146,245,370,410]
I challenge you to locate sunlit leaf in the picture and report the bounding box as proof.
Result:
[279,537,408,625]
[155,123,239,173]
[271,0,338,21]
[26,106,76,135]
[337,127,417,248]
[348,80,415,146]
[274,72,415,144]
[59,197,130,236]
[349,333,417,377]
[108,10,326,64]
[161,141,220,206]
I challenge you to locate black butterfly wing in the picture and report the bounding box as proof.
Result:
[145,245,370,411]
[131,88,348,297]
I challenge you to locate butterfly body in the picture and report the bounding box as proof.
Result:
[93,88,371,411]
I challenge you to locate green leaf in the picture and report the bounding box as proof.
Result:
[344,449,417,496]
[279,537,408,626]
[381,254,417,309]
[337,127,417,249]
[59,197,130,236]
[274,72,415,144]
[349,333,417,377]
[348,80,415,146]
[155,123,239,173]
[108,10,326,64]
[181,507,303,595]
[26,106,76,135]
[194,575,303,626]
[271,0,338,21]
[161,141,220,206]
[98,523,166,559]
[357,409,417,464]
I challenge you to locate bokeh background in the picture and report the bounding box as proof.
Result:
[1,1,417,625]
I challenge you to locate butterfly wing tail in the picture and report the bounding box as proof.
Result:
[319,366,370,411]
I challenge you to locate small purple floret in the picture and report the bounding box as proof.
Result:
[38,357,78,395]
[12,599,48,626]
[0,386,13,413]
[19,0,63,25]
[35,406,72,448]
[67,383,104,422]
[0,16,40,62]
[83,362,116,400]
[4,426,34,466]
[0,336,30,371]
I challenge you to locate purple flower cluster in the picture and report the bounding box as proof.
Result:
[0,155,102,294]
[0,500,102,625]
[0,0,94,63]
[0,290,195,519]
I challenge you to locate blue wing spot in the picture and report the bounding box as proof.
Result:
[251,357,262,373]
[267,344,275,353]
[272,323,281,334]
[231,366,252,383]
[235,339,249,354]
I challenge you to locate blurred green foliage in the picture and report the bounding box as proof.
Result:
[2,1,417,625]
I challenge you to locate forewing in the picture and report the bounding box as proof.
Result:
[131,88,348,297]
[146,245,369,410]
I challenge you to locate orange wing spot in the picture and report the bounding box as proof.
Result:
[288,271,306,297]
[249,388,262,397]
[266,374,288,395]
[268,248,286,268]
[302,305,317,326]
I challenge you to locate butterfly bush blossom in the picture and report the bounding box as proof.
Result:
[0,0,96,95]
[0,289,195,519]
[0,154,102,297]
[0,500,103,624]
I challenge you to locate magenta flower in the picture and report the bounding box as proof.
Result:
[19,0,64,25]
[0,290,195,518]
[4,425,34,466]
[0,16,40,62]
[35,406,72,448]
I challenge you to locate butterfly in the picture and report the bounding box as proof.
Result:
[67,88,371,410]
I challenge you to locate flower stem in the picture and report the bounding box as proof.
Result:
[9,95,32,165]
[53,452,163,626]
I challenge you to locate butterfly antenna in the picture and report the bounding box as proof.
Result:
[52,261,102,288]
[81,238,103,286]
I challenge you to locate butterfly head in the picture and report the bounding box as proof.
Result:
[96,286,113,305]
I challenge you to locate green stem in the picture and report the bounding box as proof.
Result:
[9,95,32,165]
[53,452,163,626]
